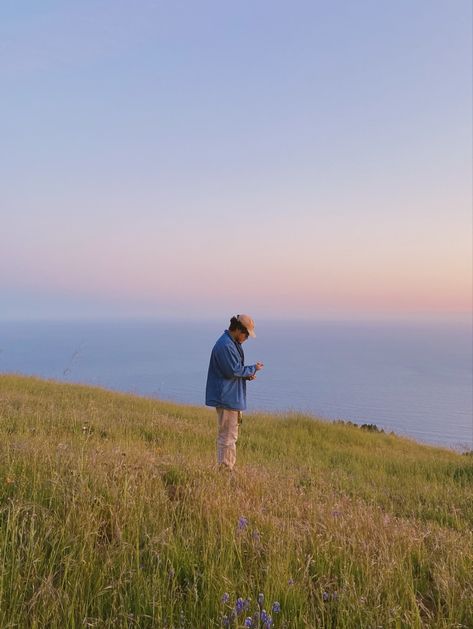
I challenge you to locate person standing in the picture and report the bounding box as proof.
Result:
[205,314,264,470]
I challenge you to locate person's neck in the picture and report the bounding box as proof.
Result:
[228,329,239,342]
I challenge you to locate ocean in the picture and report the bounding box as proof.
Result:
[1,319,472,450]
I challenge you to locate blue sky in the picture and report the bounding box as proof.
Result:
[1,1,471,320]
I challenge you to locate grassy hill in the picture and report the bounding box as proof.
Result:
[0,375,472,628]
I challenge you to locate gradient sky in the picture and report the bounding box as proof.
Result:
[1,0,472,320]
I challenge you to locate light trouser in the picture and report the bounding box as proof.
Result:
[216,407,240,470]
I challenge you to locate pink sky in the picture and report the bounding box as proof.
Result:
[1,1,471,320]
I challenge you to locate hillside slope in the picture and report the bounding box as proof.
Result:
[0,375,472,628]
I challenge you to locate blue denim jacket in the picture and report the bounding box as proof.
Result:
[205,330,257,411]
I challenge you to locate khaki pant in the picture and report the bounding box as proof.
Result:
[216,407,240,470]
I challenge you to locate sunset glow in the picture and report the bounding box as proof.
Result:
[1,1,471,320]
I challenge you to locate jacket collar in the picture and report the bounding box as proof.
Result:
[225,329,244,358]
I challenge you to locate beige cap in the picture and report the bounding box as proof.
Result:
[237,314,256,338]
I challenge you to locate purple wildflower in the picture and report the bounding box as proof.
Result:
[323,591,330,602]
[263,615,273,628]
[272,601,281,613]
[244,618,253,628]
[237,516,249,530]
[235,597,245,615]
[261,609,268,623]
[288,578,294,586]
[222,615,230,627]
[221,592,230,604]
[258,593,265,606]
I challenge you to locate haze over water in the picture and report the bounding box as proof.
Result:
[1,318,471,451]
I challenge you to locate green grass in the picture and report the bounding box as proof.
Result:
[0,374,472,628]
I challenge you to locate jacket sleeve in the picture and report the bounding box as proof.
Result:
[216,343,256,379]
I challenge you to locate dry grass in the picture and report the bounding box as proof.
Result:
[0,375,472,628]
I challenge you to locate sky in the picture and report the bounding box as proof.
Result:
[1,0,472,321]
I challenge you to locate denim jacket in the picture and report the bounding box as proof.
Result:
[205,330,257,411]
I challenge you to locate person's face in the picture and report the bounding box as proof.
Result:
[236,328,249,343]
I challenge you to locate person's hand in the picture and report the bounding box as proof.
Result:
[255,362,264,371]
[247,374,257,381]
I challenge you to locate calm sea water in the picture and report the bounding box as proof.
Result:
[1,319,471,450]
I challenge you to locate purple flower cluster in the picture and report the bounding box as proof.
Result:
[237,516,249,531]
[235,597,251,615]
[260,610,273,628]
[220,591,281,627]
